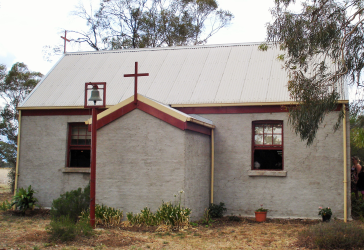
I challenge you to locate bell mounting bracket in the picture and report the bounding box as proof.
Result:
[84,82,106,108]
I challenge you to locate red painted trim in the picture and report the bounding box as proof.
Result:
[137,101,186,130]
[176,104,344,114]
[175,106,289,114]
[251,120,284,171]
[95,102,137,130]
[185,122,211,135]
[22,109,106,116]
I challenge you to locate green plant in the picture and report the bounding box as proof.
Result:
[51,184,90,222]
[81,204,123,226]
[11,185,38,213]
[255,204,268,212]
[127,191,191,228]
[201,208,213,226]
[297,221,364,249]
[228,215,241,222]
[351,193,364,220]
[208,202,227,218]
[0,200,11,211]
[46,215,93,242]
[318,206,332,216]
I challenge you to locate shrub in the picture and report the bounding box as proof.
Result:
[127,191,191,228]
[208,202,227,218]
[81,204,123,226]
[46,216,93,242]
[11,185,38,213]
[351,193,364,220]
[0,200,11,211]
[51,184,90,222]
[297,221,364,249]
[228,215,242,222]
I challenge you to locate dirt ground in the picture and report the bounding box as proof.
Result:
[0,168,10,184]
[0,191,320,250]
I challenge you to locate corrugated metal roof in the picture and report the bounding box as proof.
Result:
[20,43,348,108]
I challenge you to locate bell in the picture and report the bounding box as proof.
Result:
[88,85,102,104]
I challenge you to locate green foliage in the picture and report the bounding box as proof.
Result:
[351,193,364,220]
[68,0,233,51]
[297,221,364,249]
[0,200,11,211]
[81,204,123,226]
[350,114,364,162]
[0,63,42,191]
[127,191,191,228]
[51,184,90,222]
[255,204,269,212]
[201,208,213,226]
[263,0,364,145]
[228,215,241,222]
[11,185,38,213]
[46,216,93,242]
[208,202,226,218]
[318,206,332,216]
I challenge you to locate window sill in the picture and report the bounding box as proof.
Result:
[62,168,90,173]
[248,170,287,177]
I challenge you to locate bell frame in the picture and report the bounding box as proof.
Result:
[84,82,106,108]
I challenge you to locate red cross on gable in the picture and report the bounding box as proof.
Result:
[124,62,149,104]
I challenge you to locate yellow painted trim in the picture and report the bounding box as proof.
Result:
[171,100,349,108]
[17,105,113,110]
[343,104,348,222]
[210,129,215,204]
[138,95,188,122]
[86,96,134,124]
[86,94,214,128]
[187,117,215,129]
[14,110,21,196]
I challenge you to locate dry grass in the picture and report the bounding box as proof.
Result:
[0,192,337,249]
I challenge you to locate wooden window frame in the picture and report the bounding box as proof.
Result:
[67,123,91,168]
[251,120,284,171]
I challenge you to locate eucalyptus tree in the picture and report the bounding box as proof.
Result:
[262,0,364,145]
[69,0,233,50]
[0,63,42,190]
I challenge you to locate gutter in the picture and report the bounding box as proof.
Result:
[343,104,348,222]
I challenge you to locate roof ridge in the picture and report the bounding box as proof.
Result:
[65,42,265,56]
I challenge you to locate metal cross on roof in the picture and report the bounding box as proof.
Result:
[124,62,149,104]
[60,30,71,54]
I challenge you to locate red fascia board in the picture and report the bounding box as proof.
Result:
[22,109,105,116]
[137,101,186,130]
[175,104,344,114]
[92,102,137,131]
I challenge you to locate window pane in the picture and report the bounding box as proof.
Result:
[264,135,272,145]
[72,127,79,135]
[79,127,87,135]
[255,126,263,134]
[254,150,282,170]
[69,150,90,167]
[273,135,282,145]
[255,135,263,145]
[273,125,282,134]
[264,125,272,134]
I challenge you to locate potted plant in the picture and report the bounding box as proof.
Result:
[255,204,268,222]
[318,206,332,222]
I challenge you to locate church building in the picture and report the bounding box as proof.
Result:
[16,43,350,220]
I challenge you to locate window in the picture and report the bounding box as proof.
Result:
[67,123,91,168]
[252,121,283,170]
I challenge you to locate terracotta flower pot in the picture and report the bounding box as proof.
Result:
[255,211,267,222]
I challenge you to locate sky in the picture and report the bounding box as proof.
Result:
[0,0,277,75]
